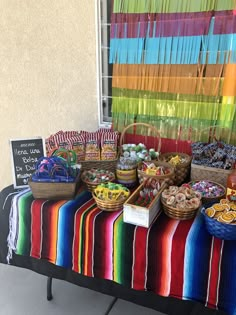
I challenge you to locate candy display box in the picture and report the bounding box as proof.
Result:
[123,184,165,228]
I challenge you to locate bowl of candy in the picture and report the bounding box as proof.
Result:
[189,180,226,204]
[201,199,236,240]
[161,184,202,220]
[81,168,115,192]
[93,182,130,211]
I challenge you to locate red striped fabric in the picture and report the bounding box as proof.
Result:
[132,226,149,290]
[170,219,193,298]
[206,238,224,309]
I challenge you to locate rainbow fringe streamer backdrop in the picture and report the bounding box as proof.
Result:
[110,0,236,145]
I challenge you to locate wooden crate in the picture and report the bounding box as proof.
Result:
[28,174,81,200]
[123,184,164,228]
[190,163,231,188]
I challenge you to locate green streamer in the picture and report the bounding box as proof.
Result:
[112,88,222,104]
[112,96,236,121]
[112,0,235,13]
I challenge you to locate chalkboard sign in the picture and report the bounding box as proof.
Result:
[10,137,46,188]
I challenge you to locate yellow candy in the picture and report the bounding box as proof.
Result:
[169,155,181,165]
[205,207,215,218]
[218,212,235,223]
[146,169,157,175]
[94,187,129,201]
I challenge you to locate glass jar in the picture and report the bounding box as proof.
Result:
[116,157,137,188]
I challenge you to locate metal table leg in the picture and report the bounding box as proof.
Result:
[47,277,53,301]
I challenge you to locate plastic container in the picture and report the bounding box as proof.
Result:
[116,157,137,188]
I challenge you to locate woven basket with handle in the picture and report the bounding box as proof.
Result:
[159,152,192,185]
[119,122,161,156]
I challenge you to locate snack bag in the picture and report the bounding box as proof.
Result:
[64,131,80,138]
[69,134,86,162]
[85,132,100,161]
[46,131,64,156]
[101,132,118,160]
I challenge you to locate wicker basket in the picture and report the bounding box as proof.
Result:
[201,206,236,240]
[92,193,130,212]
[159,152,192,185]
[119,122,161,156]
[191,125,235,187]
[28,174,81,200]
[161,197,200,220]
[189,180,226,204]
[81,171,115,193]
[190,163,231,188]
[80,159,117,173]
[137,161,175,187]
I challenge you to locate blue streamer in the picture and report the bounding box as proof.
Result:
[159,37,166,64]
[110,34,236,65]
[165,37,172,64]
[171,37,178,64]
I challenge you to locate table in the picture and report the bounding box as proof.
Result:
[1,185,233,315]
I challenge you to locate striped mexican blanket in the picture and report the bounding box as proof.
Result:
[7,188,236,315]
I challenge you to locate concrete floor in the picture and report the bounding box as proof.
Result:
[0,263,165,315]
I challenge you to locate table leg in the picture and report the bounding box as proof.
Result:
[104,297,118,315]
[47,277,53,301]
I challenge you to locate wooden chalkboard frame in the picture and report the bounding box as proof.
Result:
[10,137,46,189]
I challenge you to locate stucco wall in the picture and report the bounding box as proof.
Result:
[0,0,98,190]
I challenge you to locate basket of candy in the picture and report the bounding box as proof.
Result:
[159,152,192,185]
[81,168,115,192]
[137,161,175,187]
[190,128,236,187]
[92,182,130,211]
[119,123,161,162]
[189,180,226,204]
[161,184,202,220]
[201,199,236,240]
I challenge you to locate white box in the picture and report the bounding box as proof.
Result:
[123,184,164,228]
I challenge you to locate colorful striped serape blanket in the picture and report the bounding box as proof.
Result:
[7,188,236,315]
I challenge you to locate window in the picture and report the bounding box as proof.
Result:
[97,0,112,126]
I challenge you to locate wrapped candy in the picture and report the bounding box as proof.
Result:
[191,141,236,169]
[94,182,130,201]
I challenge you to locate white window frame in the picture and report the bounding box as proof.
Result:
[96,0,112,127]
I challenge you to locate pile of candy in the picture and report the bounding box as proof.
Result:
[139,162,171,176]
[134,178,161,207]
[205,199,236,224]
[191,141,236,169]
[190,180,225,199]
[116,157,137,170]
[121,143,159,162]
[82,168,115,184]
[163,154,188,166]
[161,184,202,209]
[94,182,130,201]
